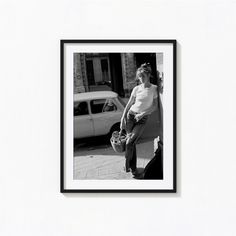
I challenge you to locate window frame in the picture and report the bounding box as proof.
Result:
[74,100,90,117]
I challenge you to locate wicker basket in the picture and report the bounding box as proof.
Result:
[110,130,127,153]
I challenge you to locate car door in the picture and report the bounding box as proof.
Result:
[90,98,122,136]
[74,101,94,138]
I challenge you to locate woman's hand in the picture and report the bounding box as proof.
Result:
[135,113,145,122]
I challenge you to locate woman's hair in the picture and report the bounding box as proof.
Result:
[136,63,152,80]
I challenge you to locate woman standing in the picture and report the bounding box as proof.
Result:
[120,63,158,175]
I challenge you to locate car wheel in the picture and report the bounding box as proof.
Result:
[107,122,121,142]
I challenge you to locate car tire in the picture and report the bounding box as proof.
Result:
[107,122,121,141]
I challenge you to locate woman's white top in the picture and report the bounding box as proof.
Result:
[130,83,158,113]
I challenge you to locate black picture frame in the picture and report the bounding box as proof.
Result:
[60,40,177,193]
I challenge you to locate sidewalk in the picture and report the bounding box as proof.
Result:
[73,139,155,180]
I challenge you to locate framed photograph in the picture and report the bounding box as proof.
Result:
[61,40,176,192]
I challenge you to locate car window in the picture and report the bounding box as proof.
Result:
[103,99,117,112]
[90,99,106,114]
[117,96,126,107]
[74,101,89,116]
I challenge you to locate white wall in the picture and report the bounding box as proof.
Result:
[1,0,236,235]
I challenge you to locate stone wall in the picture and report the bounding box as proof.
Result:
[73,53,88,93]
[156,53,163,74]
[121,53,137,97]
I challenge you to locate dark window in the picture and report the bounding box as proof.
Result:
[101,59,108,72]
[74,101,89,116]
[90,99,106,114]
[86,60,95,85]
[101,59,109,82]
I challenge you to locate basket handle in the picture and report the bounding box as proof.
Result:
[119,129,125,136]
[119,129,128,141]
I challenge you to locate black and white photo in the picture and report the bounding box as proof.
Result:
[61,40,176,192]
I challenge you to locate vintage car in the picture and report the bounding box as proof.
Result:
[74,91,126,139]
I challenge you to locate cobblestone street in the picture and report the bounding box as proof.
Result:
[74,138,155,180]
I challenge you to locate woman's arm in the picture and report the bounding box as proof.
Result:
[121,95,135,120]
[120,86,137,129]
[120,95,135,130]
